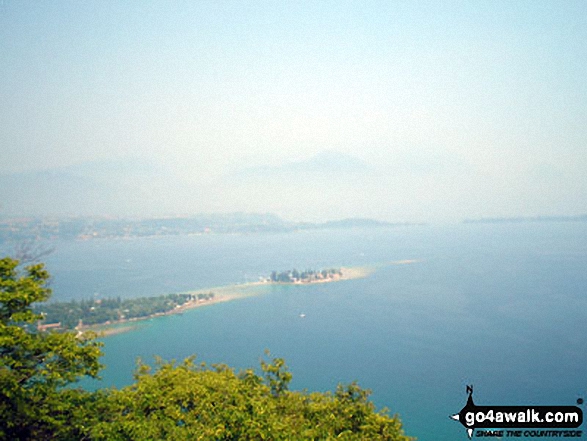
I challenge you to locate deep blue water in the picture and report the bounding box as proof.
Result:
[10,223,587,440]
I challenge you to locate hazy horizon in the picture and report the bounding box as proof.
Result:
[2,1,586,223]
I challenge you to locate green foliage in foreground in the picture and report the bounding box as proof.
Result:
[0,257,103,439]
[0,256,414,440]
[85,357,413,441]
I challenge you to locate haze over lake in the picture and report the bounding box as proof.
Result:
[2,2,587,223]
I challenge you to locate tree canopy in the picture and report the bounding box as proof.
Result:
[0,256,103,438]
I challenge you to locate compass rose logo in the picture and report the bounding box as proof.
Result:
[450,385,476,439]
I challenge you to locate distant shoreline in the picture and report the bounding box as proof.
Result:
[83,266,376,337]
[463,215,587,224]
[0,214,425,244]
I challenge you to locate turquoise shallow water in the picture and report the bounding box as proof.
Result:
[11,223,587,440]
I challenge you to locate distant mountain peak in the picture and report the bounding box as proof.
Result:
[232,150,371,180]
[290,150,370,173]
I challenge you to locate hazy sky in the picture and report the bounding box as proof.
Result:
[1,1,586,222]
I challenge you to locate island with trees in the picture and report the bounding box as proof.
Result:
[34,267,369,333]
[0,256,413,440]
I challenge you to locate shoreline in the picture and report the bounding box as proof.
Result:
[81,293,243,337]
[83,266,374,337]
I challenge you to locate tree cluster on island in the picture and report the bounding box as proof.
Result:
[0,256,414,440]
[34,292,215,330]
[269,268,343,283]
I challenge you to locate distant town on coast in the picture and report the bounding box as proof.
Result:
[0,213,423,243]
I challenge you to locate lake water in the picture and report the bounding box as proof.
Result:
[10,223,587,440]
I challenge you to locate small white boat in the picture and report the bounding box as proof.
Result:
[299,313,306,318]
